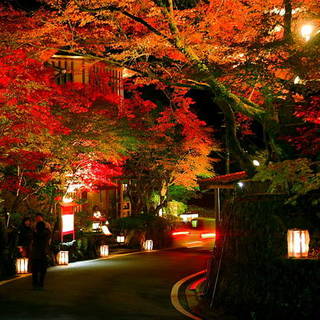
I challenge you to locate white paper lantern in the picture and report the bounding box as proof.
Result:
[57,251,69,265]
[100,245,109,257]
[143,240,153,251]
[16,258,29,274]
[287,229,310,258]
[117,235,125,243]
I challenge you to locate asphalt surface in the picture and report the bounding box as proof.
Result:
[0,248,210,320]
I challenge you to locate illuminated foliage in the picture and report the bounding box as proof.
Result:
[1,0,318,174]
[122,86,216,214]
[0,46,215,215]
[0,49,128,212]
[1,0,319,210]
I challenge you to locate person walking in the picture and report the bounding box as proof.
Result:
[17,217,33,259]
[31,221,51,290]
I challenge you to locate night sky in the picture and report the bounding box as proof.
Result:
[4,0,40,10]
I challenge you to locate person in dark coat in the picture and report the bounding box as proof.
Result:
[34,213,51,231]
[17,217,33,258]
[31,221,51,289]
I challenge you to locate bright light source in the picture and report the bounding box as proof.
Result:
[16,258,29,274]
[180,213,199,222]
[92,222,100,230]
[57,251,69,265]
[200,233,216,239]
[62,196,73,203]
[62,214,74,233]
[101,225,112,235]
[237,181,244,188]
[117,235,125,243]
[143,240,153,251]
[100,245,109,257]
[287,229,310,258]
[253,160,260,166]
[172,231,190,236]
[294,76,302,84]
[301,24,313,41]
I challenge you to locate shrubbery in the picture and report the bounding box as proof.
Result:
[110,214,173,249]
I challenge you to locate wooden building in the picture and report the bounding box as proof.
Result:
[48,53,131,235]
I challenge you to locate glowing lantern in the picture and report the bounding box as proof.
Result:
[100,245,109,257]
[143,240,153,251]
[301,24,313,41]
[57,251,69,265]
[16,258,29,274]
[117,235,125,243]
[287,229,310,258]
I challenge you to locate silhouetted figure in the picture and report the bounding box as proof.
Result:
[17,217,33,258]
[34,213,51,231]
[31,221,51,289]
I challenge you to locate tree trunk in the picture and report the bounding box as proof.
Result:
[215,98,255,175]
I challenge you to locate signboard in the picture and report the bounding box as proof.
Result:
[60,202,76,242]
[62,214,74,233]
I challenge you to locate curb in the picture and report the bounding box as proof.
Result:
[0,273,31,286]
[171,270,206,320]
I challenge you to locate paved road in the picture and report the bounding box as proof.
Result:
[0,249,210,320]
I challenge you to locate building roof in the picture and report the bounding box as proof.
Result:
[199,171,247,190]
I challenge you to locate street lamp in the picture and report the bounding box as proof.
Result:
[237,181,244,188]
[301,24,313,41]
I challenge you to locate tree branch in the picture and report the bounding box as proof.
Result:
[73,0,172,43]
[283,0,293,43]
[73,0,265,119]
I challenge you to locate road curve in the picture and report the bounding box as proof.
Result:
[0,248,210,320]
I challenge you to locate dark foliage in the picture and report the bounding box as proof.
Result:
[110,214,173,249]
[206,192,320,319]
